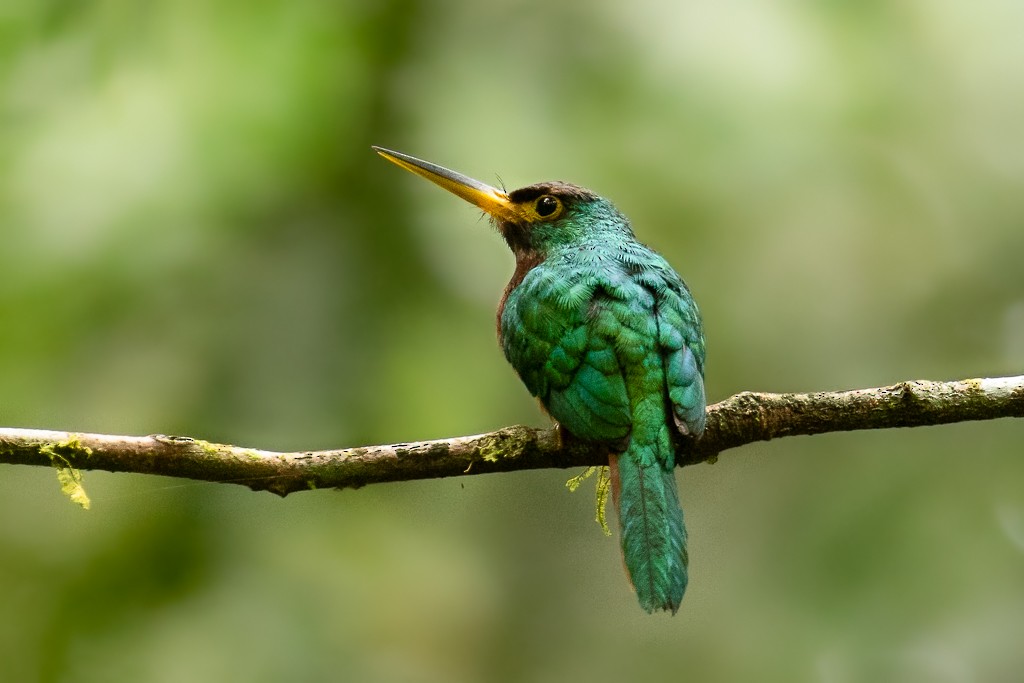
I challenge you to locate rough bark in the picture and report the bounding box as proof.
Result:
[1,376,1021,497]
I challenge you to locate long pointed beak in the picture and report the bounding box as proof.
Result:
[372,146,521,223]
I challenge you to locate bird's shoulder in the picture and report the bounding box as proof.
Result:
[503,239,700,334]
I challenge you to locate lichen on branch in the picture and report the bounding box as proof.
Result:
[0,375,1022,500]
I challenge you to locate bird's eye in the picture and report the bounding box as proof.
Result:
[535,195,561,217]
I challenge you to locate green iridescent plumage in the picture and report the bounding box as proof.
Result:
[374,148,706,614]
[499,187,705,613]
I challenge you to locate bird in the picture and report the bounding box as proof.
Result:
[373,146,706,614]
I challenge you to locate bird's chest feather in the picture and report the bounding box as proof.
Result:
[498,249,651,396]
[499,257,597,359]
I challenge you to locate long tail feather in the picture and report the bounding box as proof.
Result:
[610,447,688,613]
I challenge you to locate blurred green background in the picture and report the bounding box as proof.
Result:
[2,0,1023,681]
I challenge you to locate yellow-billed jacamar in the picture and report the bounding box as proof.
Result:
[374,147,706,614]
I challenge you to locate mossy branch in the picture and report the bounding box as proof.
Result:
[1,375,1022,498]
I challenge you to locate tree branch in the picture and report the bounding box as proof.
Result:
[1,376,1022,497]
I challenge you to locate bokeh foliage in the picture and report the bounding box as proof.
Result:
[2,0,1023,680]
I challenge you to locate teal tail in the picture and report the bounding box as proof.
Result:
[610,441,688,614]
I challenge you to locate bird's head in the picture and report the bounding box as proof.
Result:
[373,147,630,260]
